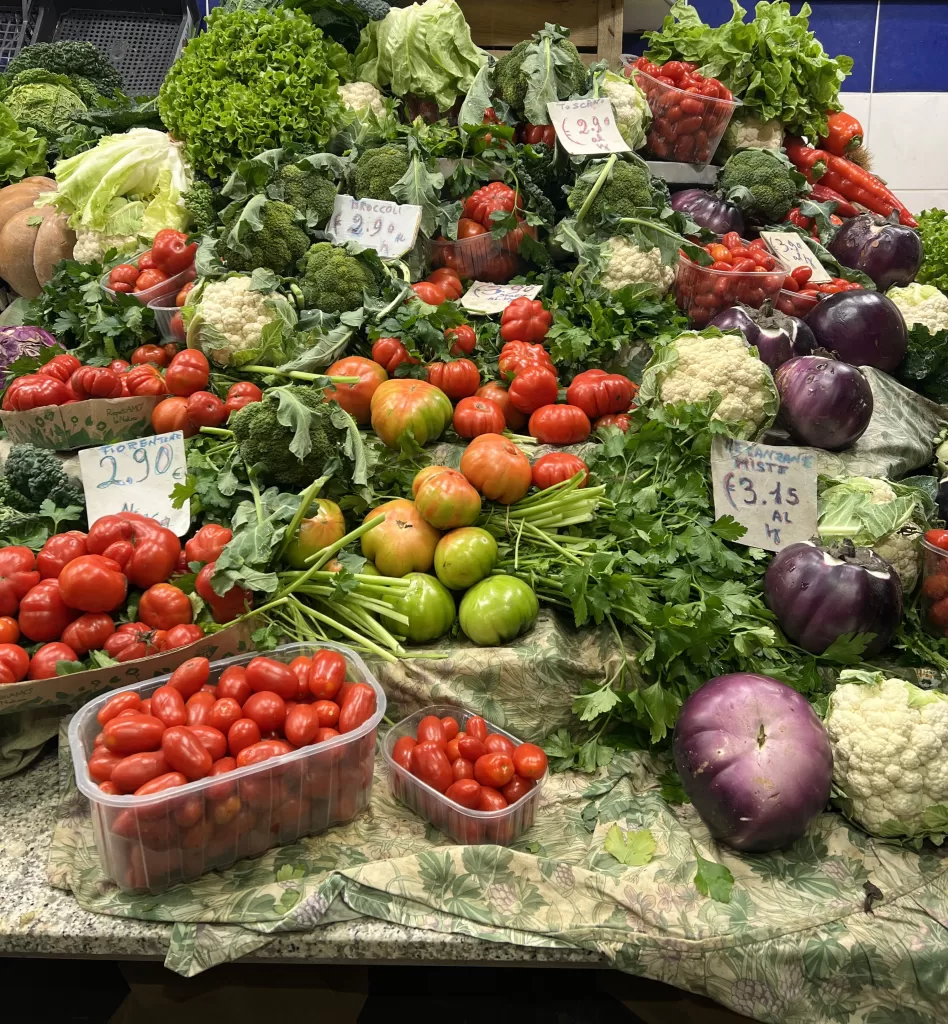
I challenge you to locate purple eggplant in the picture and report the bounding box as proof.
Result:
[709,303,815,370]
[671,188,745,235]
[828,214,923,290]
[673,673,833,852]
[774,355,873,450]
[805,290,907,372]
[764,540,903,655]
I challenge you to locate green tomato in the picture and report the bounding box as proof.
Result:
[382,572,456,644]
[458,575,539,646]
[434,527,498,590]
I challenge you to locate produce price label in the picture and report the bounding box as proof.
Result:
[328,194,422,257]
[546,98,631,156]
[759,231,832,284]
[460,281,543,315]
[79,431,190,537]
[710,435,817,552]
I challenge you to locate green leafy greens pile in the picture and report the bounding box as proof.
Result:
[643,0,852,140]
[0,103,47,184]
[917,209,948,293]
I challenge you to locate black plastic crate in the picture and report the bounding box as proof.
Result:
[0,2,38,71]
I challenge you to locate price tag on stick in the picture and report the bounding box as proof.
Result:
[328,194,421,258]
[460,281,543,315]
[759,230,832,284]
[79,431,190,536]
[710,435,817,553]
[547,98,631,156]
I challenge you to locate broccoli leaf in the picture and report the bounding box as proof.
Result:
[274,386,318,460]
[389,153,445,237]
[328,402,369,488]
[520,24,583,125]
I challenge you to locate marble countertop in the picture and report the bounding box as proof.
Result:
[0,752,605,966]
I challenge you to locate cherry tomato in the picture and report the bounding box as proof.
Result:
[452,757,474,781]
[168,657,210,699]
[207,697,243,734]
[151,684,188,728]
[308,649,346,700]
[218,665,251,705]
[288,656,313,700]
[445,737,461,761]
[236,739,293,768]
[410,740,453,792]
[161,725,212,780]
[186,390,228,428]
[165,349,210,397]
[134,268,169,293]
[243,690,287,732]
[227,718,261,757]
[313,699,340,728]
[245,657,298,700]
[513,742,548,779]
[0,642,29,683]
[417,714,447,745]
[474,752,515,788]
[317,727,340,743]
[103,714,166,755]
[224,381,263,416]
[111,751,171,793]
[445,779,482,809]
[502,774,535,804]
[392,735,416,771]
[185,689,216,726]
[467,715,488,742]
[441,716,460,741]
[285,704,320,747]
[138,583,192,631]
[152,396,196,437]
[484,733,516,756]
[96,690,142,726]
[338,682,376,733]
[134,772,187,800]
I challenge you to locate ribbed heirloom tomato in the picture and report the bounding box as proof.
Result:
[0,546,39,615]
[324,356,388,425]
[498,341,556,382]
[528,405,591,445]
[508,367,558,415]
[61,613,114,654]
[138,583,193,630]
[426,359,480,401]
[531,452,589,490]
[499,297,552,343]
[412,468,481,530]
[361,499,441,577]
[566,369,637,419]
[59,555,127,613]
[460,434,532,504]
[36,531,86,579]
[371,336,418,374]
[446,324,476,355]
[370,379,453,450]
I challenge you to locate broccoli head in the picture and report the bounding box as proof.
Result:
[230,385,342,488]
[298,241,380,313]
[184,180,218,235]
[3,444,84,511]
[718,149,798,224]
[350,144,410,202]
[4,41,122,96]
[216,200,310,276]
[568,158,657,223]
[272,163,338,227]
[494,27,587,121]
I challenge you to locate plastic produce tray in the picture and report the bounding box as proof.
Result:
[69,641,386,894]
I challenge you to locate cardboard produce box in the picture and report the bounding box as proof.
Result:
[0,394,160,450]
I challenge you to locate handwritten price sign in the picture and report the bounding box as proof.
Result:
[460,281,543,315]
[79,431,190,536]
[710,435,817,552]
[329,194,421,258]
[547,98,630,156]
[759,231,832,284]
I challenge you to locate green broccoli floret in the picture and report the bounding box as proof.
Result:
[718,149,798,224]
[4,41,122,97]
[216,200,310,276]
[272,164,338,227]
[494,26,587,121]
[230,385,340,488]
[350,144,410,202]
[184,180,218,235]
[568,158,656,223]
[3,444,85,511]
[298,241,380,313]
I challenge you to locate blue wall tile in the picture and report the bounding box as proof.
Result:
[875,1,948,91]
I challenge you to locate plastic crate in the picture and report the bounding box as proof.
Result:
[0,3,38,71]
[26,0,198,94]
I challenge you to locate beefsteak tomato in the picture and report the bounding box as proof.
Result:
[528,405,591,445]
[283,500,346,569]
[413,468,481,530]
[426,359,480,401]
[370,379,453,451]
[499,297,552,344]
[361,499,441,577]
[508,367,558,415]
[531,452,589,490]
[0,546,39,616]
[460,434,531,504]
[476,382,526,430]
[498,341,556,382]
[324,356,388,426]
[371,337,419,374]
[453,396,506,438]
[381,572,456,643]
[458,575,539,646]
[434,527,498,590]
[566,369,637,418]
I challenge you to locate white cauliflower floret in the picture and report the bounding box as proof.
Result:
[600,236,674,295]
[339,81,387,118]
[887,282,948,334]
[648,332,776,435]
[874,524,922,593]
[826,672,948,838]
[600,71,650,150]
[195,276,278,367]
[74,230,138,264]
[721,114,784,154]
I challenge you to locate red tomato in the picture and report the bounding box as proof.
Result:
[108,264,139,290]
[161,725,213,780]
[36,531,87,580]
[102,622,164,663]
[168,657,210,699]
[410,740,453,792]
[134,268,169,292]
[392,735,416,771]
[531,452,588,490]
[111,751,170,793]
[38,353,81,382]
[478,787,508,811]
[136,583,192,631]
[151,228,197,276]
[371,336,419,374]
[246,656,298,700]
[18,579,77,642]
[484,733,516,756]
[133,772,187,798]
[426,359,480,401]
[411,281,447,305]
[466,715,488,741]
[508,367,558,415]
[594,413,630,432]
[151,684,187,728]
[308,649,346,700]
[0,546,40,616]
[474,753,514,788]
[566,369,637,419]
[184,524,232,566]
[0,642,29,682]
[462,181,521,229]
[528,405,591,445]
[513,742,548,779]
[475,382,526,431]
[218,665,251,705]
[132,344,168,367]
[243,690,287,732]
[88,747,123,782]
[162,622,204,650]
[0,617,17,644]
[227,718,261,757]
[2,374,73,411]
[236,739,293,768]
[499,297,552,344]
[96,690,142,726]
[138,251,157,270]
[285,704,320,747]
[338,682,376,733]
[58,554,127,614]
[324,356,388,426]
[445,779,482,809]
[124,364,167,398]
[452,396,506,439]
[165,349,210,398]
[497,340,556,382]
[61,613,113,654]
[185,689,216,727]
[224,381,263,416]
[207,697,243,734]
[186,390,228,428]
[317,727,340,743]
[69,366,123,401]
[152,395,196,437]
[441,716,460,741]
[86,512,181,589]
[195,562,252,624]
[460,433,532,504]
[427,269,463,299]
[926,530,948,551]
[456,217,488,239]
[452,757,474,780]
[417,714,447,745]
[459,733,490,762]
[502,774,535,803]
[176,282,195,307]
[103,714,166,755]
[289,656,312,700]
[190,723,228,762]
[446,324,476,356]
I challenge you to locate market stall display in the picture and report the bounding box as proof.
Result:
[0,0,946,1018]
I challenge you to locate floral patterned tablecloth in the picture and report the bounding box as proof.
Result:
[49,612,948,1023]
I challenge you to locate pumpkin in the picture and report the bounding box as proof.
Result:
[0,181,74,299]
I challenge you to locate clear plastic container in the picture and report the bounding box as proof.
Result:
[69,642,386,894]
[430,227,533,284]
[774,288,819,319]
[382,704,545,845]
[674,242,786,327]
[628,63,739,168]
[920,539,948,638]
[147,294,187,344]
[101,250,196,306]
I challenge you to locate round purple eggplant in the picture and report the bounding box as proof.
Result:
[671,188,745,235]
[805,290,907,373]
[710,303,815,369]
[774,355,873,450]
[828,214,923,290]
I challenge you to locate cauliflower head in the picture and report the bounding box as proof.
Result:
[600,236,674,295]
[339,81,386,118]
[600,72,649,150]
[187,275,284,368]
[826,671,948,839]
[720,114,784,156]
[887,282,948,334]
[640,331,777,437]
[74,229,137,264]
